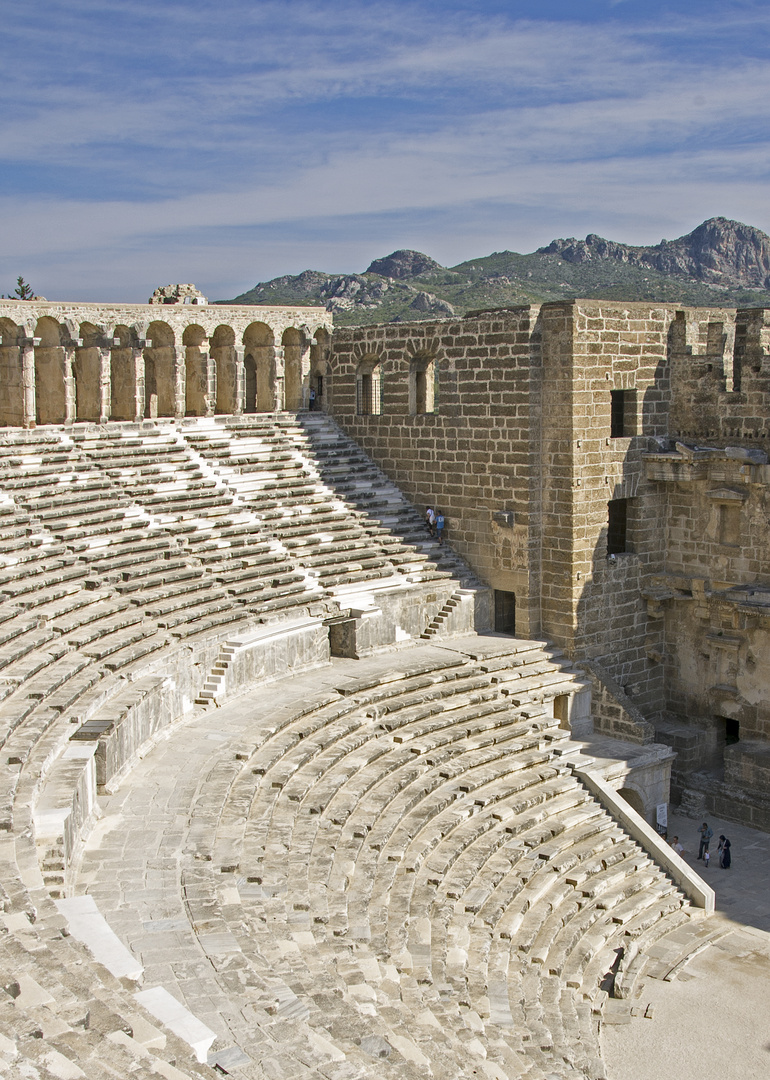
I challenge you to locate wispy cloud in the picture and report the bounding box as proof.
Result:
[1,0,768,300]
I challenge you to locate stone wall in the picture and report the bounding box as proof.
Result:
[328,309,543,637]
[326,300,770,826]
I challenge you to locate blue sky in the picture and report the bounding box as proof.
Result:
[2,0,769,302]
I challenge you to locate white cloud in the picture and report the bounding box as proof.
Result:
[2,0,769,299]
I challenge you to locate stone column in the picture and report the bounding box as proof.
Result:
[299,339,312,409]
[233,347,245,415]
[273,345,285,412]
[202,342,216,416]
[173,345,185,419]
[63,342,79,424]
[21,337,38,429]
[133,344,146,422]
[99,346,111,424]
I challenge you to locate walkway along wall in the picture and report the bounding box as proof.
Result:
[0,299,333,426]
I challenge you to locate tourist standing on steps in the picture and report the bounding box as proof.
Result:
[698,822,713,860]
[435,511,445,545]
[426,507,436,536]
[309,388,316,410]
[718,835,732,868]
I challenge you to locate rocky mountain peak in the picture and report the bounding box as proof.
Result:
[365,250,444,279]
[539,217,770,289]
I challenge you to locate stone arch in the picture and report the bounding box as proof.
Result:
[212,325,237,414]
[35,317,66,425]
[356,354,382,415]
[618,786,646,820]
[110,325,136,421]
[74,321,102,422]
[282,327,303,410]
[310,328,330,410]
[243,322,274,412]
[145,321,176,418]
[183,323,208,417]
[0,318,23,426]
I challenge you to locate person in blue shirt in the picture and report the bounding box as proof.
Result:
[435,512,445,545]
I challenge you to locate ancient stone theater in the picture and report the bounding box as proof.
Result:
[0,289,767,1078]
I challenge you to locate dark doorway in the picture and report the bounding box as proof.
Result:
[716,715,740,748]
[494,590,516,635]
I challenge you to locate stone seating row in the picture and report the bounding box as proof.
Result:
[0,827,210,1079]
[186,416,470,591]
[0,422,476,633]
[113,640,685,1079]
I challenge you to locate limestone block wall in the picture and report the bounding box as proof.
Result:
[541,302,678,718]
[327,309,544,637]
[669,307,770,442]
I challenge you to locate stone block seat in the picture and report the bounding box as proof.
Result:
[182,414,483,595]
[17,635,703,1080]
[0,419,714,1078]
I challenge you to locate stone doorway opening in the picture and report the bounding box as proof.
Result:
[494,590,516,635]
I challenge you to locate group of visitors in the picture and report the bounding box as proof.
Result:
[425,507,445,545]
[669,822,732,869]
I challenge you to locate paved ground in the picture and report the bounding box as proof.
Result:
[602,807,770,1080]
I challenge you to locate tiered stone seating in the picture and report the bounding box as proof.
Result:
[183,415,477,594]
[60,637,708,1079]
[295,413,477,586]
[0,813,212,1078]
[0,419,718,1078]
[71,428,254,637]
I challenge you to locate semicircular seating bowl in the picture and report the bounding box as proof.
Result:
[0,417,709,1079]
[58,639,701,1080]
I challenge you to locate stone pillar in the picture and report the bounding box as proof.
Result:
[21,338,38,429]
[274,345,285,412]
[203,343,216,416]
[63,342,79,424]
[173,345,185,419]
[133,344,146,422]
[299,339,312,409]
[233,347,245,415]
[99,346,111,424]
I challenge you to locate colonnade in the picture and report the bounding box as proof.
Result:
[0,303,333,427]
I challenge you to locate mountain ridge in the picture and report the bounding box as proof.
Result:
[221,217,770,325]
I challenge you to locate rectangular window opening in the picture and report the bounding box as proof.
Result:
[717,715,740,747]
[718,502,740,546]
[607,498,628,555]
[610,389,637,438]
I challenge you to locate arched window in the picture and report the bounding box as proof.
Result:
[410,354,436,414]
[242,322,274,412]
[0,318,24,426]
[183,324,208,417]
[356,356,382,415]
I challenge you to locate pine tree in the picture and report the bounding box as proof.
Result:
[13,277,34,300]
